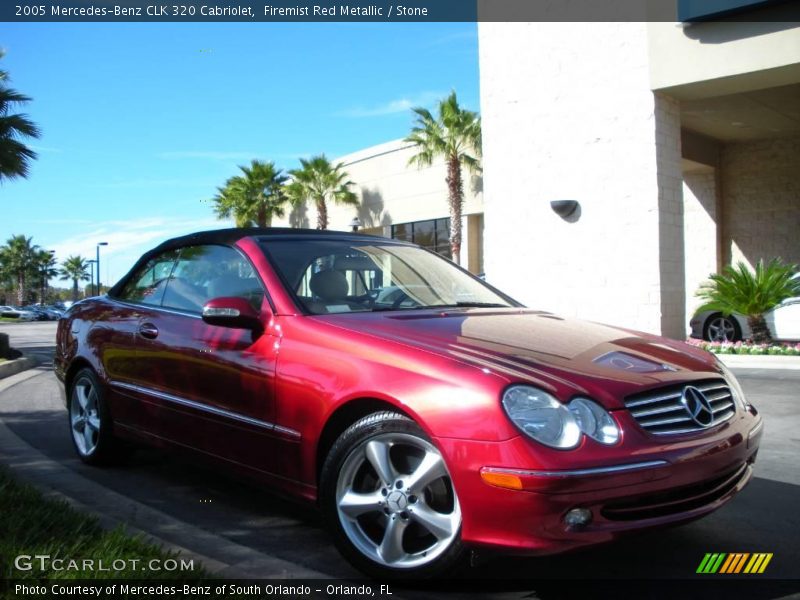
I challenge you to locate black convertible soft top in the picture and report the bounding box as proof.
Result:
[107,227,407,297]
[151,226,394,253]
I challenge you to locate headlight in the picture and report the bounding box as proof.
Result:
[718,361,749,410]
[502,386,581,449]
[568,397,620,445]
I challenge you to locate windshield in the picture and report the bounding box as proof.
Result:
[260,238,517,314]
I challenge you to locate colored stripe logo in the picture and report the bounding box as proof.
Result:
[697,553,773,574]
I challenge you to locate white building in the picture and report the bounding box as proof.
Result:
[277,6,800,340]
[479,17,800,339]
[275,139,487,275]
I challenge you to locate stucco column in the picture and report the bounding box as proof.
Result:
[683,168,719,329]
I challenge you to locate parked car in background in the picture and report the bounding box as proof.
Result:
[690,274,800,342]
[56,228,763,578]
[44,306,64,320]
[0,306,36,321]
[21,306,52,321]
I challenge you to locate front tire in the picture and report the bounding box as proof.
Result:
[320,411,465,579]
[68,368,124,465]
[703,313,741,343]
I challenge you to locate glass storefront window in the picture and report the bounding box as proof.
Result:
[391,218,451,259]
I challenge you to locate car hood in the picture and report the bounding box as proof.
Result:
[319,308,722,410]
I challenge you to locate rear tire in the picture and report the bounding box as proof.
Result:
[67,368,126,466]
[320,411,466,579]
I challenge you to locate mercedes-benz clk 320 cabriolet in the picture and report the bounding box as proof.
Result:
[55,228,763,578]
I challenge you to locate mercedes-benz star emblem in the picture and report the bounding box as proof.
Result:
[681,386,714,427]
[386,491,408,512]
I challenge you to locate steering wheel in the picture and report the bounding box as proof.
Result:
[390,290,414,309]
[352,289,379,309]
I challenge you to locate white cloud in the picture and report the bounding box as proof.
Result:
[88,178,217,189]
[155,151,310,163]
[28,144,63,153]
[50,216,233,284]
[338,91,444,118]
[156,151,258,160]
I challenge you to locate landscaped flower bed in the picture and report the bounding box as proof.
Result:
[686,338,800,356]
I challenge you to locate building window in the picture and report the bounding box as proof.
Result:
[391,218,451,258]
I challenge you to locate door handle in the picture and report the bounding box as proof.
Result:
[138,323,159,339]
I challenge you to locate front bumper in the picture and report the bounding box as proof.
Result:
[437,406,762,554]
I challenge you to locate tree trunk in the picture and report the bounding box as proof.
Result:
[16,272,25,305]
[316,197,328,230]
[747,314,772,345]
[72,279,79,302]
[257,205,267,228]
[445,155,464,263]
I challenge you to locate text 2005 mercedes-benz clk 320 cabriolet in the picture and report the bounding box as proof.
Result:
[55,228,763,578]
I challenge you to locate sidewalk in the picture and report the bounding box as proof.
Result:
[0,356,38,379]
[716,354,800,370]
[0,369,328,580]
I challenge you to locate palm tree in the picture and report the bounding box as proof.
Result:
[286,155,357,230]
[211,160,289,227]
[404,91,481,263]
[0,235,38,304]
[33,249,58,304]
[59,255,91,302]
[696,259,800,345]
[0,51,41,182]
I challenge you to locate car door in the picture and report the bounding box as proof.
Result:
[767,297,800,341]
[104,249,180,432]
[130,244,286,475]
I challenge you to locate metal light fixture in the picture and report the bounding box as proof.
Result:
[550,200,580,220]
[350,217,362,232]
[96,242,108,295]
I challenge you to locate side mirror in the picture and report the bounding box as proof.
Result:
[202,297,263,331]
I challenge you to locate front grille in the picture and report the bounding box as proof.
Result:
[624,379,736,436]
[601,462,749,521]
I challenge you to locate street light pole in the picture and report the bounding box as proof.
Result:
[96,242,108,296]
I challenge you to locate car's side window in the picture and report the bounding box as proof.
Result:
[116,250,180,306]
[161,245,265,314]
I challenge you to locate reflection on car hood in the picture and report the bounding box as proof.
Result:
[320,308,722,409]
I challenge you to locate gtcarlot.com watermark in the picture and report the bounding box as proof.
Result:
[14,554,195,573]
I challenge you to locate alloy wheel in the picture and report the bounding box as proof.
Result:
[70,377,101,456]
[708,316,738,342]
[335,432,461,569]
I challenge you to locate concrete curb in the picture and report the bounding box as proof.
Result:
[716,354,800,370]
[0,369,330,580]
[0,356,38,379]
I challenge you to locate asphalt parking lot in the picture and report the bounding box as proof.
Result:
[0,322,798,596]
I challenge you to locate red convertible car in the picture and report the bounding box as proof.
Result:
[55,228,763,578]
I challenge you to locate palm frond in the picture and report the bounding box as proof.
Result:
[0,55,40,182]
[696,259,799,317]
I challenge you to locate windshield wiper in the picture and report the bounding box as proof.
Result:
[428,302,510,309]
[367,302,510,313]
[368,306,424,312]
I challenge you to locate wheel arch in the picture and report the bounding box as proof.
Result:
[316,397,412,486]
[64,357,97,400]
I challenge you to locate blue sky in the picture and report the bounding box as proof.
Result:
[1,22,479,285]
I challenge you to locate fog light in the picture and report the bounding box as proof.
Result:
[564,508,593,529]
